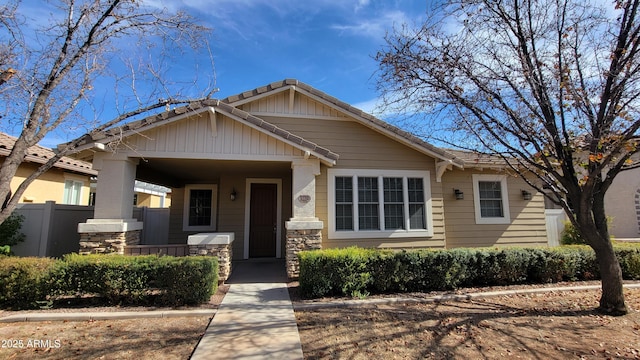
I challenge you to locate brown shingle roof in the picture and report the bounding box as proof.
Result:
[0,132,97,175]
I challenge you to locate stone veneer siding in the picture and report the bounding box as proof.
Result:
[79,230,141,255]
[189,243,233,282]
[286,228,322,279]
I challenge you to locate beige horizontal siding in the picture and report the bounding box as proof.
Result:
[322,237,446,250]
[264,116,433,170]
[442,169,548,248]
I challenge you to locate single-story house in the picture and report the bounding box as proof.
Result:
[69,79,548,278]
[0,132,97,205]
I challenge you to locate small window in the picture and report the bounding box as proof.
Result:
[63,180,83,205]
[473,174,510,224]
[183,185,218,231]
[335,177,353,231]
[328,169,433,239]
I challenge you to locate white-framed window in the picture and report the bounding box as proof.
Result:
[63,180,84,205]
[328,169,433,239]
[472,174,511,224]
[183,184,218,231]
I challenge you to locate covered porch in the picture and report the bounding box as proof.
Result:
[74,102,338,280]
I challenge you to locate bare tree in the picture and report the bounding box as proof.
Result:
[376,0,640,315]
[0,0,216,222]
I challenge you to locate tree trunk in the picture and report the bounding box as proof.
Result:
[590,237,628,315]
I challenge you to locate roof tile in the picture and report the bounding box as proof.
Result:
[0,132,96,176]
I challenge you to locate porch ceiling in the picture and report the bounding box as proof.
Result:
[135,158,292,188]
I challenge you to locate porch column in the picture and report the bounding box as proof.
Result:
[78,153,143,254]
[285,158,323,279]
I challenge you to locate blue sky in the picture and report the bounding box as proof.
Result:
[182,0,428,112]
[12,0,430,147]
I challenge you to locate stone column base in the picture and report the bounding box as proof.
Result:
[78,219,143,255]
[285,226,322,279]
[189,244,233,282]
[79,230,141,255]
[187,233,234,282]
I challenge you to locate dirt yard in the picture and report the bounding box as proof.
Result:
[1,283,639,359]
[0,285,229,360]
[0,316,211,359]
[296,287,640,359]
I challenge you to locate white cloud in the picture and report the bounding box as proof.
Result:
[355,0,371,12]
[147,0,416,42]
[353,96,398,118]
[330,10,414,40]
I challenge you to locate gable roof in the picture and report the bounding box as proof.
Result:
[222,79,465,168]
[71,79,470,168]
[0,132,97,176]
[73,99,339,165]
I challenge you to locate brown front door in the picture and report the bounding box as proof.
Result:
[249,183,277,257]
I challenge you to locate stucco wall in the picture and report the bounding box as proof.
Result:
[8,162,92,205]
[605,167,640,238]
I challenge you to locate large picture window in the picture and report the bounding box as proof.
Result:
[328,169,433,239]
[472,174,511,224]
[183,184,218,231]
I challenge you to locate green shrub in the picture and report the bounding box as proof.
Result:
[52,254,218,306]
[0,257,57,309]
[561,221,585,245]
[1,254,218,309]
[154,256,218,305]
[298,245,639,299]
[299,247,376,298]
[616,247,640,280]
[0,212,26,254]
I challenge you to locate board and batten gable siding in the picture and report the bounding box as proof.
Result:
[239,89,349,120]
[116,112,304,161]
[441,169,548,248]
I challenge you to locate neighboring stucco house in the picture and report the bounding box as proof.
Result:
[540,151,640,242]
[69,79,548,277]
[0,132,96,205]
[133,181,172,208]
[88,179,172,208]
[604,164,640,240]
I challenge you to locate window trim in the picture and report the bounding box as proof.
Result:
[182,184,218,231]
[472,174,511,224]
[328,169,433,239]
[63,179,84,205]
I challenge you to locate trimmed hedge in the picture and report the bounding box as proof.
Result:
[298,245,640,299]
[0,257,58,309]
[0,255,218,310]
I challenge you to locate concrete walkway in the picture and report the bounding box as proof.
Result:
[190,259,304,360]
